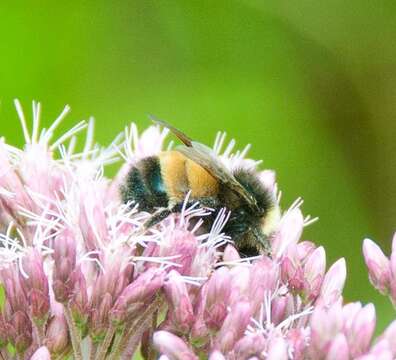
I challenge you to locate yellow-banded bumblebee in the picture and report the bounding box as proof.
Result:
[121,119,280,256]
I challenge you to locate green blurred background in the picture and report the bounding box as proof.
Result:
[0,1,395,330]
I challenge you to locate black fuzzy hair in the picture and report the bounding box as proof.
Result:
[232,168,273,215]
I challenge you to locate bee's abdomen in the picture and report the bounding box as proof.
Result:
[121,156,169,212]
[159,151,218,202]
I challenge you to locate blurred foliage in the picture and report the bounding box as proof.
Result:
[0,0,395,333]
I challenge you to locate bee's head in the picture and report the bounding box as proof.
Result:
[224,168,280,256]
[224,205,272,256]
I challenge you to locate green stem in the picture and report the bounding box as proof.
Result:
[95,326,116,360]
[110,297,162,360]
[64,305,83,360]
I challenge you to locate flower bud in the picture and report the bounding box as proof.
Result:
[204,267,231,330]
[53,230,78,303]
[223,245,240,262]
[310,302,343,354]
[249,257,278,314]
[303,246,326,302]
[111,268,165,323]
[90,293,113,342]
[45,312,69,356]
[68,267,89,330]
[267,336,288,360]
[30,288,50,325]
[363,239,390,294]
[272,208,304,257]
[31,346,51,360]
[19,250,50,324]
[319,258,346,306]
[326,333,349,360]
[281,246,304,294]
[8,311,33,355]
[191,283,209,344]
[286,329,307,360]
[153,331,198,360]
[164,270,194,334]
[209,351,226,360]
[382,319,396,354]
[215,301,252,353]
[229,265,250,305]
[346,303,376,357]
[160,229,198,275]
[233,334,265,359]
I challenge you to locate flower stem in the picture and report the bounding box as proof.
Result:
[33,321,45,346]
[88,337,98,360]
[95,325,116,360]
[121,297,162,359]
[64,305,83,360]
[110,297,162,360]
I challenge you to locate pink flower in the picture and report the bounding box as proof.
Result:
[153,331,198,360]
[363,238,391,294]
[31,346,51,360]
[2,100,396,360]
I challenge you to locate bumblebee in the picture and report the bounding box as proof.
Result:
[121,119,280,256]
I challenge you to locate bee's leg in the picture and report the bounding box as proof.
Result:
[198,197,221,209]
[142,207,172,229]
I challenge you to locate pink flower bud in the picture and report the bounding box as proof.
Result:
[286,329,307,360]
[90,293,113,342]
[229,265,250,305]
[112,268,165,321]
[160,229,198,275]
[191,283,209,343]
[20,249,50,323]
[53,230,78,303]
[223,244,240,262]
[296,241,316,263]
[303,246,326,302]
[326,333,349,360]
[281,255,304,294]
[363,239,391,294]
[209,351,226,360]
[153,331,198,360]
[68,267,89,329]
[45,312,69,356]
[249,257,278,314]
[31,346,51,360]
[346,303,376,357]
[319,258,346,306]
[233,334,266,359]
[382,319,396,354]
[215,301,252,353]
[164,270,194,333]
[204,267,231,330]
[267,336,288,360]
[30,288,50,324]
[272,208,304,257]
[271,296,288,325]
[310,302,343,354]
[356,340,393,360]
[9,311,33,354]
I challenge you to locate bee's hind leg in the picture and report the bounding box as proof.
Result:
[142,207,173,230]
[136,197,220,236]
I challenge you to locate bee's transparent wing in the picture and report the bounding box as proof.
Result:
[176,143,258,210]
[150,116,258,211]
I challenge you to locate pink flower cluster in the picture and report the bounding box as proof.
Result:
[0,100,394,360]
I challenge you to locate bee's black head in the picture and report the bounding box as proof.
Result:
[222,168,274,256]
[232,168,274,216]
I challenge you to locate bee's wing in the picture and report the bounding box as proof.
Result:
[150,116,258,210]
[149,115,193,146]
